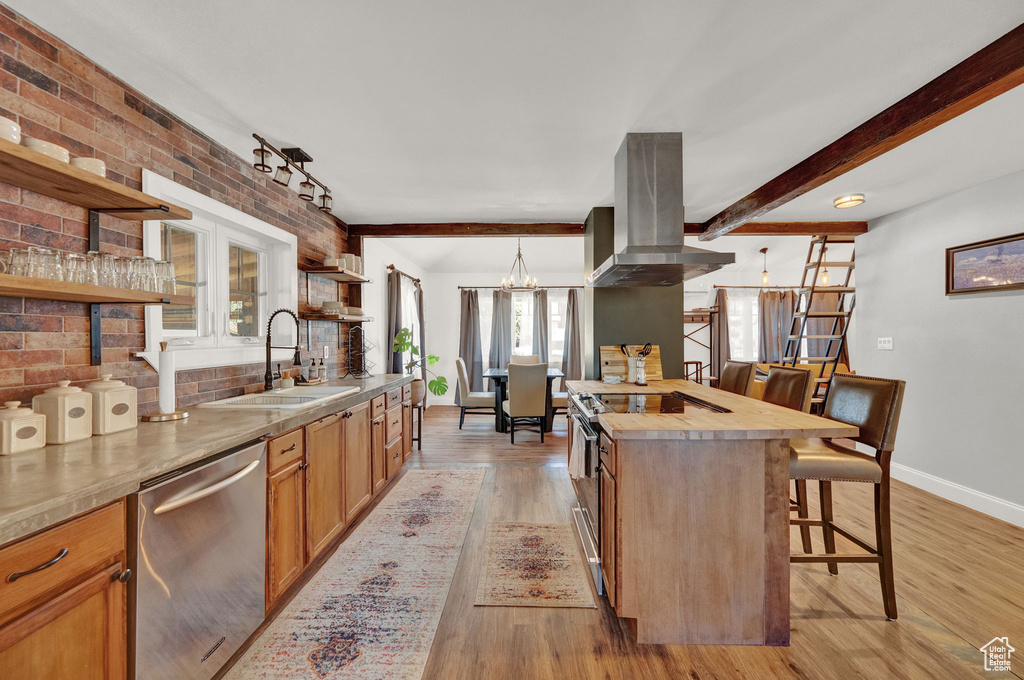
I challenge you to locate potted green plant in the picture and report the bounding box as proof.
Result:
[392,328,447,401]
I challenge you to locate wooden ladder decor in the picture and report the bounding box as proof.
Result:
[782,235,856,409]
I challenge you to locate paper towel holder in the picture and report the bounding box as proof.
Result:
[141,341,190,422]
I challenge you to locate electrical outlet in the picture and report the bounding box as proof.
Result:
[322,346,330,359]
[877,337,893,351]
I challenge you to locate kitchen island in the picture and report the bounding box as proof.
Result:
[566,379,857,646]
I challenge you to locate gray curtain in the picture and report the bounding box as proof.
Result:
[758,290,796,363]
[807,292,851,367]
[488,289,512,371]
[711,288,731,380]
[458,289,484,399]
[560,288,582,382]
[386,270,403,374]
[532,289,549,364]
[415,281,427,403]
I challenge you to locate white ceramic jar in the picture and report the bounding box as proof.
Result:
[0,402,47,455]
[84,375,138,435]
[32,381,93,444]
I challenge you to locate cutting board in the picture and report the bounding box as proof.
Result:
[599,345,663,381]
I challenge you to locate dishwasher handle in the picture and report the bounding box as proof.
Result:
[153,459,261,515]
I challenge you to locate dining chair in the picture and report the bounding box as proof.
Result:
[509,354,540,364]
[762,365,816,552]
[455,358,496,429]
[718,360,756,396]
[789,373,906,620]
[502,362,548,443]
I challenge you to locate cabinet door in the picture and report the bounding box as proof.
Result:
[371,415,386,494]
[343,401,372,524]
[600,465,617,608]
[305,413,345,560]
[402,400,413,461]
[0,563,126,680]
[267,458,306,609]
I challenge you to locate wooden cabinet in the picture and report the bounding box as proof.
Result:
[0,501,127,680]
[600,464,617,609]
[386,437,404,480]
[267,456,306,608]
[402,400,413,460]
[371,414,387,494]
[343,401,372,524]
[305,413,346,560]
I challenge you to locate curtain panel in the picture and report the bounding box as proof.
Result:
[488,289,513,371]
[711,288,731,379]
[532,289,549,364]
[458,289,484,398]
[757,290,796,363]
[415,281,427,404]
[560,288,583,382]
[386,270,403,374]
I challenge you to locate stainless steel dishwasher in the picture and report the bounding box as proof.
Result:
[130,438,266,680]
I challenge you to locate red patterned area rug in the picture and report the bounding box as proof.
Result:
[225,469,484,680]
[475,522,596,608]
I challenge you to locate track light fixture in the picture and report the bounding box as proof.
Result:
[252,133,334,214]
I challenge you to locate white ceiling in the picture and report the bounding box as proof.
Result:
[12,0,1024,225]
[381,236,583,274]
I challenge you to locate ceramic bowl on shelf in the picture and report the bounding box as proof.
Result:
[321,301,345,313]
[70,157,106,177]
[0,117,20,144]
[323,257,342,269]
[22,136,70,163]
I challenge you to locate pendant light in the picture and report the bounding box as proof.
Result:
[318,190,333,213]
[253,144,273,173]
[760,247,770,287]
[298,176,315,201]
[272,163,292,187]
[500,239,538,291]
[819,246,831,286]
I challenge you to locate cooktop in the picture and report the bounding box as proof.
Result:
[587,392,732,415]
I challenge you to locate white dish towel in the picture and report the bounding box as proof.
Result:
[569,420,588,480]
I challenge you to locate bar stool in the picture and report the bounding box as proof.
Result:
[762,366,816,553]
[789,373,906,620]
[718,360,756,396]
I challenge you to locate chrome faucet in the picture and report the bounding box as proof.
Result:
[265,308,303,392]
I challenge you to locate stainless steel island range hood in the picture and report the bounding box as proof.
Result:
[586,133,735,287]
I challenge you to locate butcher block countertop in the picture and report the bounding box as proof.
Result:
[565,379,858,441]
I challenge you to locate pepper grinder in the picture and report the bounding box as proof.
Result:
[634,355,648,386]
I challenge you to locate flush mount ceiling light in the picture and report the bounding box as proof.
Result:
[253,134,334,213]
[833,194,865,209]
[760,247,770,287]
[500,238,539,291]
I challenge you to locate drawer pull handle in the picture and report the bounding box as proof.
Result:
[112,568,133,583]
[280,443,297,453]
[8,548,69,582]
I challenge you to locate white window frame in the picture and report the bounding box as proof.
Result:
[139,170,298,371]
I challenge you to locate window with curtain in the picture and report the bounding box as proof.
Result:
[399,282,420,371]
[511,291,534,355]
[726,288,760,362]
[547,289,569,368]
[467,288,581,368]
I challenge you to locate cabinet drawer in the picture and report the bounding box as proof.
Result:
[0,501,124,623]
[371,395,386,419]
[599,432,616,477]
[385,406,403,443]
[386,438,403,479]
[402,384,412,401]
[385,388,403,409]
[267,427,304,474]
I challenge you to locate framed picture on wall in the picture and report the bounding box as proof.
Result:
[946,232,1024,295]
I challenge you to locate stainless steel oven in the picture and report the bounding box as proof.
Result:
[568,395,603,594]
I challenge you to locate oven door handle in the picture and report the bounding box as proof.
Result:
[570,413,598,442]
[153,460,261,515]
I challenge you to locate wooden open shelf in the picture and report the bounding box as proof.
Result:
[300,266,370,284]
[0,137,192,221]
[299,312,373,323]
[0,273,193,306]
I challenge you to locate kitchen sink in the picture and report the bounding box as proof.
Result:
[199,385,360,409]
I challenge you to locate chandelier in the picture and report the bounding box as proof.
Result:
[500,239,538,290]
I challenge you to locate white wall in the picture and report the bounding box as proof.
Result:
[361,239,429,377]
[853,169,1024,526]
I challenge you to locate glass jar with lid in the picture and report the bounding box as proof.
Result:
[0,402,47,455]
[84,375,138,435]
[32,381,93,444]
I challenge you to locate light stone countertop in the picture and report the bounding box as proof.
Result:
[0,374,412,545]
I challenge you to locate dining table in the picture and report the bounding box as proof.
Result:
[482,366,564,433]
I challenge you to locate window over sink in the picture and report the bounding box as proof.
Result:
[140,170,297,371]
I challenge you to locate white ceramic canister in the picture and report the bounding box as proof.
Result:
[32,381,93,444]
[84,374,138,435]
[0,402,47,455]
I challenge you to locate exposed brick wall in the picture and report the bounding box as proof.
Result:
[0,4,356,414]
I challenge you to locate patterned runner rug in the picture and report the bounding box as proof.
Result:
[475,522,596,608]
[226,469,484,680]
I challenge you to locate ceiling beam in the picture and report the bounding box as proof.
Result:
[349,222,584,237]
[684,221,866,236]
[699,22,1024,240]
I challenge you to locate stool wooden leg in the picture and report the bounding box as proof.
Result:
[417,406,422,450]
[875,479,898,620]
[819,480,839,575]
[795,479,813,553]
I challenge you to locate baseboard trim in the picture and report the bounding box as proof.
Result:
[891,462,1024,528]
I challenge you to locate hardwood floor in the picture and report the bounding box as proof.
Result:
[408,406,1024,680]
